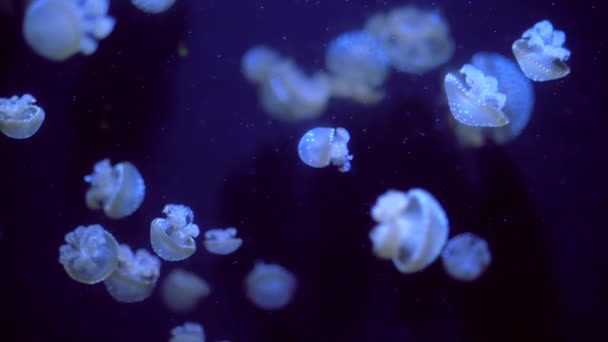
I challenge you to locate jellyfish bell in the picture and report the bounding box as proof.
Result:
[169,322,205,342]
[150,204,200,261]
[441,232,492,282]
[0,94,45,139]
[162,268,210,313]
[245,262,297,311]
[203,227,243,255]
[297,127,353,173]
[131,0,175,14]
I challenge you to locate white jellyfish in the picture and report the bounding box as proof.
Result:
[245,262,297,311]
[512,20,571,81]
[103,244,161,303]
[131,0,175,14]
[441,232,491,282]
[169,322,205,342]
[0,94,45,139]
[297,127,353,173]
[59,224,119,284]
[203,227,243,255]
[84,159,146,219]
[241,45,282,84]
[162,268,211,313]
[150,204,200,261]
[22,0,116,61]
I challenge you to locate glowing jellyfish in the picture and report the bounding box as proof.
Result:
[297,127,353,173]
[131,0,175,14]
[441,232,491,282]
[59,224,119,284]
[22,0,115,61]
[162,268,210,313]
[245,262,296,310]
[103,244,160,303]
[169,322,205,342]
[365,6,454,74]
[241,45,282,84]
[150,204,200,261]
[203,227,242,255]
[512,20,571,82]
[0,94,45,139]
[84,159,146,219]
[369,188,449,274]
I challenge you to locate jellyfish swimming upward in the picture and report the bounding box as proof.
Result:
[0,94,45,139]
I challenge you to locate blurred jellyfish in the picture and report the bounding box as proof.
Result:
[169,322,205,342]
[441,232,491,282]
[203,227,243,255]
[131,0,175,14]
[297,127,353,173]
[84,159,146,219]
[245,262,296,310]
[365,6,454,74]
[512,20,571,81]
[162,268,211,313]
[103,244,160,303]
[150,204,200,261]
[369,188,449,274]
[241,45,282,84]
[22,0,115,61]
[59,224,119,284]
[0,94,45,139]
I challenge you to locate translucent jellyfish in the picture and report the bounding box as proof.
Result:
[84,159,146,219]
[103,244,160,303]
[297,127,353,173]
[58,224,119,284]
[169,322,205,342]
[131,0,175,14]
[365,6,454,74]
[151,204,200,261]
[162,268,210,313]
[441,232,491,282]
[0,94,45,139]
[369,188,449,274]
[241,45,282,84]
[203,227,243,255]
[512,20,571,81]
[22,0,116,61]
[245,262,297,311]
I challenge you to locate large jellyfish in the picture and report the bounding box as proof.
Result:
[22,0,115,61]
[0,94,45,139]
[297,127,353,173]
[169,322,205,342]
[150,204,200,261]
[441,232,491,282]
[245,262,297,311]
[131,0,175,14]
[162,268,211,313]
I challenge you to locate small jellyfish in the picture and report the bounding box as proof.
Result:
[297,127,353,173]
[59,224,119,284]
[131,0,175,14]
[203,227,243,255]
[512,20,571,81]
[441,232,491,282]
[0,94,45,139]
[103,244,161,303]
[84,159,146,219]
[22,0,116,61]
[150,204,200,261]
[162,268,210,313]
[241,45,282,84]
[245,262,297,311]
[169,322,205,342]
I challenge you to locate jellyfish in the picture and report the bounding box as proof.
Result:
[512,20,571,81]
[169,322,205,342]
[84,159,146,219]
[0,94,45,139]
[150,204,200,261]
[369,188,449,274]
[203,227,243,255]
[441,232,491,282]
[162,268,210,313]
[103,244,160,303]
[297,127,353,173]
[245,262,296,311]
[131,0,175,14]
[59,224,119,284]
[241,45,282,84]
[22,0,115,61]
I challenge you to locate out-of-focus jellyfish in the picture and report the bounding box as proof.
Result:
[59,224,119,284]
[103,244,161,303]
[365,6,454,74]
[241,45,282,84]
[169,322,205,342]
[297,127,353,173]
[0,94,45,139]
[22,0,115,61]
[151,204,200,261]
[245,261,296,311]
[512,20,571,81]
[369,188,449,274]
[131,0,175,14]
[441,232,491,282]
[162,268,211,313]
[84,159,146,219]
[203,227,242,255]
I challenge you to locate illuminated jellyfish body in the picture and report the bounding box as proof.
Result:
[297,127,353,173]
[369,188,449,274]
[241,45,282,83]
[325,30,390,104]
[245,262,297,310]
[103,244,161,303]
[365,6,454,74]
[150,204,200,261]
[59,224,119,284]
[203,227,243,255]
[162,268,210,313]
[131,0,175,14]
[512,20,571,81]
[0,94,45,139]
[22,0,115,61]
[85,159,146,219]
[170,322,205,342]
[441,232,491,282]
